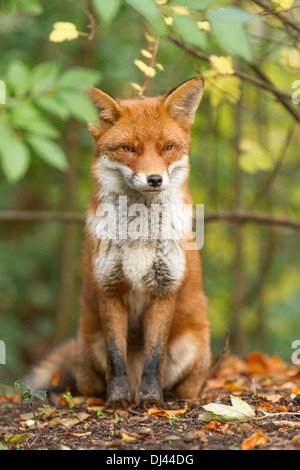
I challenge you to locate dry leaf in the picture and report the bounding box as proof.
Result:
[86,397,105,406]
[121,432,136,441]
[0,433,33,444]
[201,421,229,432]
[257,402,273,411]
[200,395,255,423]
[241,430,269,450]
[147,408,187,418]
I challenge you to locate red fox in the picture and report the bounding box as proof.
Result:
[25,78,211,409]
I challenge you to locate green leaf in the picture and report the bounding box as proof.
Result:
[14,380,30,395]
[92,0,122,25]
[173,14,207,49]
[59,90,98,122]
[17,0,43,15]
[124,0,166,36]
[33,390,47,401]
[7,60,31,96]
[0,139,30,183]
[57,67,101,90]
[35,95,70,120]
[0,433,33,444]
[26,135,68,171]
[171,0,213,9]
[207,7,257,62]
[32,61,59,94]
[24,120,61,139]
[1,0,15,13]
[10,102,41,129]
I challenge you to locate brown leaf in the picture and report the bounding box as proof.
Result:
[147,408,187,418]
[257,402,273,411]
[241,430,269,450]
[201,421,229,433]
[86,397,105,406]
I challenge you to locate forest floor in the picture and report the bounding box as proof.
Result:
[1,352,300,451]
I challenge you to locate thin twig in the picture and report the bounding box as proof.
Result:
[140,36,160,96]
[1,210,300,232]
[248,122,297,210]
[81,0,96,40]
[167,34,300,123]
[198,330,230,398]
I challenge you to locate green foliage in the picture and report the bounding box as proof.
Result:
[0,59,101,182]
[207,7,257,61]
[14,379,47,404]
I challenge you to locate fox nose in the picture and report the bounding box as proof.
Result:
[147,174,163,188]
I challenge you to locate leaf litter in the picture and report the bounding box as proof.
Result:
[0,352,299,450]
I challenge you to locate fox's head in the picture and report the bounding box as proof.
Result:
[88,78,204,197]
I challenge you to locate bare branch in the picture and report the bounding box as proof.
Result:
[1,210,300,232]
[167,34,300,123]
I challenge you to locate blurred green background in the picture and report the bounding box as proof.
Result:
[0,0,300,388]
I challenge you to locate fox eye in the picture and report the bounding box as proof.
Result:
[163,145,173,152]
[122,146,136,153]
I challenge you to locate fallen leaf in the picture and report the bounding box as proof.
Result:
[199,395,255,423]
[86,397,105,406]
[0,433,33,444]
[292,434,300,447]
[147,408,187,418]
[121,432,136,441]
[257,402,273,411]
[201,421,229,433]
[241,430,269,450]
[46,411,90,428]
[225,383,248,393]
[273,420,300,429]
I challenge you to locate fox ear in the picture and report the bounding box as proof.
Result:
[164,77,204,128]
[88,87,121,126]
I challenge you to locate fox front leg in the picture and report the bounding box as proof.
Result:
[140,295,176,409]
[99,294,130,409]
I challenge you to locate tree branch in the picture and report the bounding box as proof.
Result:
[167,34,300,123]
[1,210,300,231]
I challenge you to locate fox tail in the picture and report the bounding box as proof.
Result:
[23,338,77,393]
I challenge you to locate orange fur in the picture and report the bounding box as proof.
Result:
[25,78,211,408]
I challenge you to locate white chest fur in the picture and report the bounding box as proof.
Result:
[88,190,189,297]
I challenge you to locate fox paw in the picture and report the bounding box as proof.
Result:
[141,398,164,410]
[104,399,130,410]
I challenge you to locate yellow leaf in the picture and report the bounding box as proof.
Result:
[121,432,136,441]
[144,32,156,42]
[280,48,300,70]
[209,55,234,75]
[239,138,273,174]
[130,82,143,92]
[49,22,79,43]
[272,0,294,8]
[141,49,153,59]
[164,16,174,26]
[204,75,241,107]
[155,63,165,71]
[156,0,168,4]
[134,59,156,78]
[197,21,211,32]
[0,433,33,444]
[171,5,190,15]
